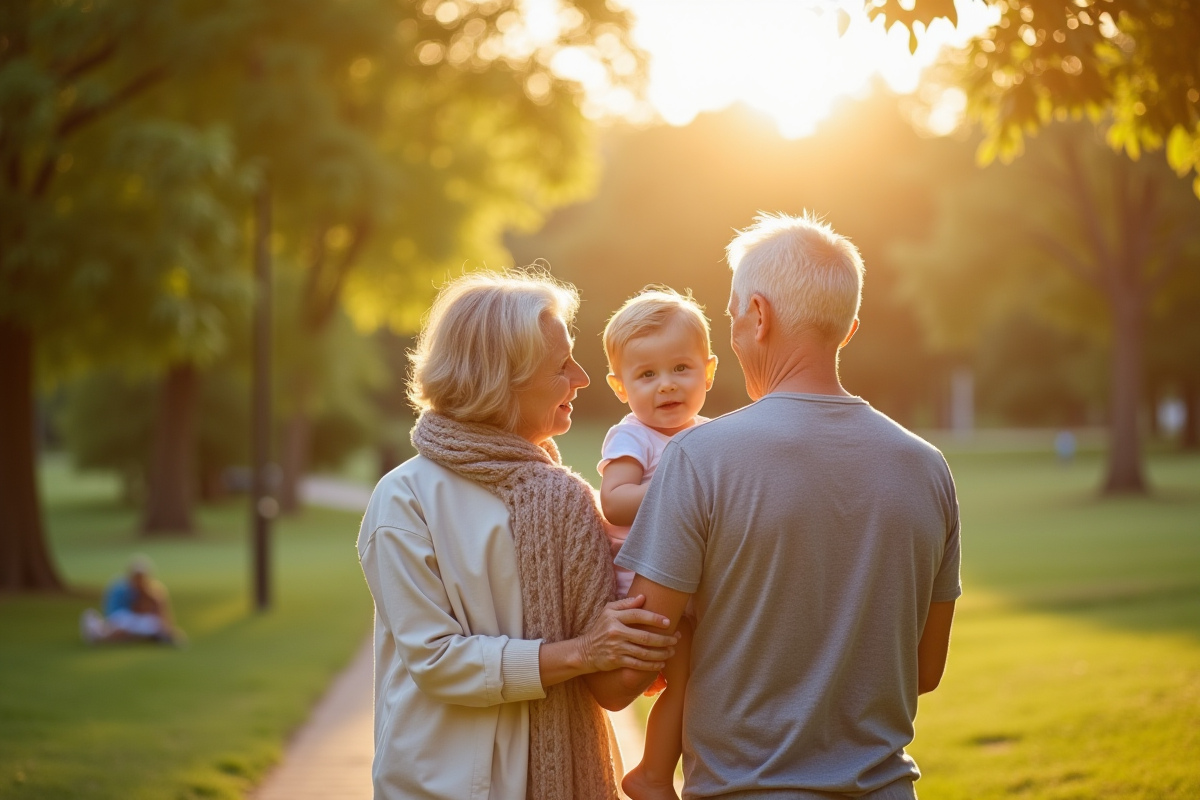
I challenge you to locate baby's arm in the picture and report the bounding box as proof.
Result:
[600,457,648,527]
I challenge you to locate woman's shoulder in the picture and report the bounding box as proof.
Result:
[361,456,506,542]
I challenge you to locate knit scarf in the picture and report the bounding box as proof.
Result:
[411,411,620,800]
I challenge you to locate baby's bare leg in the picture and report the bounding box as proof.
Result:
[622,617,693,800]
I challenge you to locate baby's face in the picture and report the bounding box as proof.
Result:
[608,316,717,435]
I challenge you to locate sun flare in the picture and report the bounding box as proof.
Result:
[552,0,996,138]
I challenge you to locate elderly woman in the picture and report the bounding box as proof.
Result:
[357,271,678,800]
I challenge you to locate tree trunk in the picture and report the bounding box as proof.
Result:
[198,467,226,503]
[1145,384,1161,439]
[1102,295,1148,494]
[0,320,65,593]
[1182,378,1200,451]
[142,362,199,535]
[277,410,311,514]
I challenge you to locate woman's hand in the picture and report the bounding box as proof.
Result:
[578,595,679,673]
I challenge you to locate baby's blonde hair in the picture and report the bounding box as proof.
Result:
[603,287,712,374]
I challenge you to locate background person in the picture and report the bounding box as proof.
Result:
[80,555,182,644]
[595,212,961,799]
[358,271,681,800]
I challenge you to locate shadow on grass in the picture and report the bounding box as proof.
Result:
[1021,582,1200,641]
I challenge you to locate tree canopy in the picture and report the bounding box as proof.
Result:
[0,0,644,589]
[879,0,1200,192]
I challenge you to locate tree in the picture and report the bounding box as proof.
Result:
[58,307,385,505]
[875,0,1200,192]
[1,0,256,586]
[196,0,643,512]
[0,0,642,589]
[893,124,1200,492]
[878,0,1200,491]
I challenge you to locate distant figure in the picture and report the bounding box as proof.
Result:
[80,556,183,645]
[1055,430,1077,465]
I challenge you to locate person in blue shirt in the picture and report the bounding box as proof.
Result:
[80,555,183,644]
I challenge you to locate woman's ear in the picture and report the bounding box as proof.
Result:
[704,355,718,390]
[606,373,628,403]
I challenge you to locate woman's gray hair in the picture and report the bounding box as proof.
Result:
[407,270,580,430]
[727,212,864,342]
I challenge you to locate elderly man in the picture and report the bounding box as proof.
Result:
[597,212,961,800]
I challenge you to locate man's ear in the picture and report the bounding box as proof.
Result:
[704,354,718,390]
[749,294,771,343]
[839,318,860,349]
[606,373,628,403]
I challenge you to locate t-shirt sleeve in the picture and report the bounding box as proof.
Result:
[598,424,654,475]
[931,467,963,603]
[614,442,708,593]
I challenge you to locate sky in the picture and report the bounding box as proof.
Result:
[545,0,997,138]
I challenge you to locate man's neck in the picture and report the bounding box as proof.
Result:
[755,344,850,399]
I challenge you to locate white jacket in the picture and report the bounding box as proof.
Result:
[358,455,546,799]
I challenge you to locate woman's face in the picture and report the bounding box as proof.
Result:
[513,316,590,444]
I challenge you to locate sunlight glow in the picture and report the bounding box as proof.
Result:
[551,0,997,138]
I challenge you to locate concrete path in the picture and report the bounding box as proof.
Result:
[252,638,375,800]
[252,475,662,799]
[300,475,373,515]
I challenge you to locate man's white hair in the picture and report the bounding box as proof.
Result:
[726,212,864,341]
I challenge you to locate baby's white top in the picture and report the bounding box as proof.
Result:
[597,413,710,483]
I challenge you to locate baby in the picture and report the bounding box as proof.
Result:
[598,288,717,800]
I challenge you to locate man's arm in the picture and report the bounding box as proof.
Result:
[917,600,955,694]
[584,574,692,710]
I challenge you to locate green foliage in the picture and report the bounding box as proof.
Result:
[892,124,1200,379]
[56,303,384,499]
[56,371,154,500]
[2,0,646,575]
[4,115,250,375]
[0,2,252,369]
[1147,249,1200,390]
[163,0,643,335]
[975,315,1106,426]
[896,0,1200,194]
[2,0,645,357]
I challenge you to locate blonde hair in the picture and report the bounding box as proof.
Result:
[408,270,579,430]
[726,212,864,341]
[602,287,712,374]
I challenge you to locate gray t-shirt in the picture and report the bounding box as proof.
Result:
[615,393,961,799]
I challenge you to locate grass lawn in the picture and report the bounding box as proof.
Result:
[562,423,1200,800]
[0,456,372,800]
[912,449,1200,800]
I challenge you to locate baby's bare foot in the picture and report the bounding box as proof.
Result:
[622,764,679,800]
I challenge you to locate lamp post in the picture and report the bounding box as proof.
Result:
[250,174,274,611]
